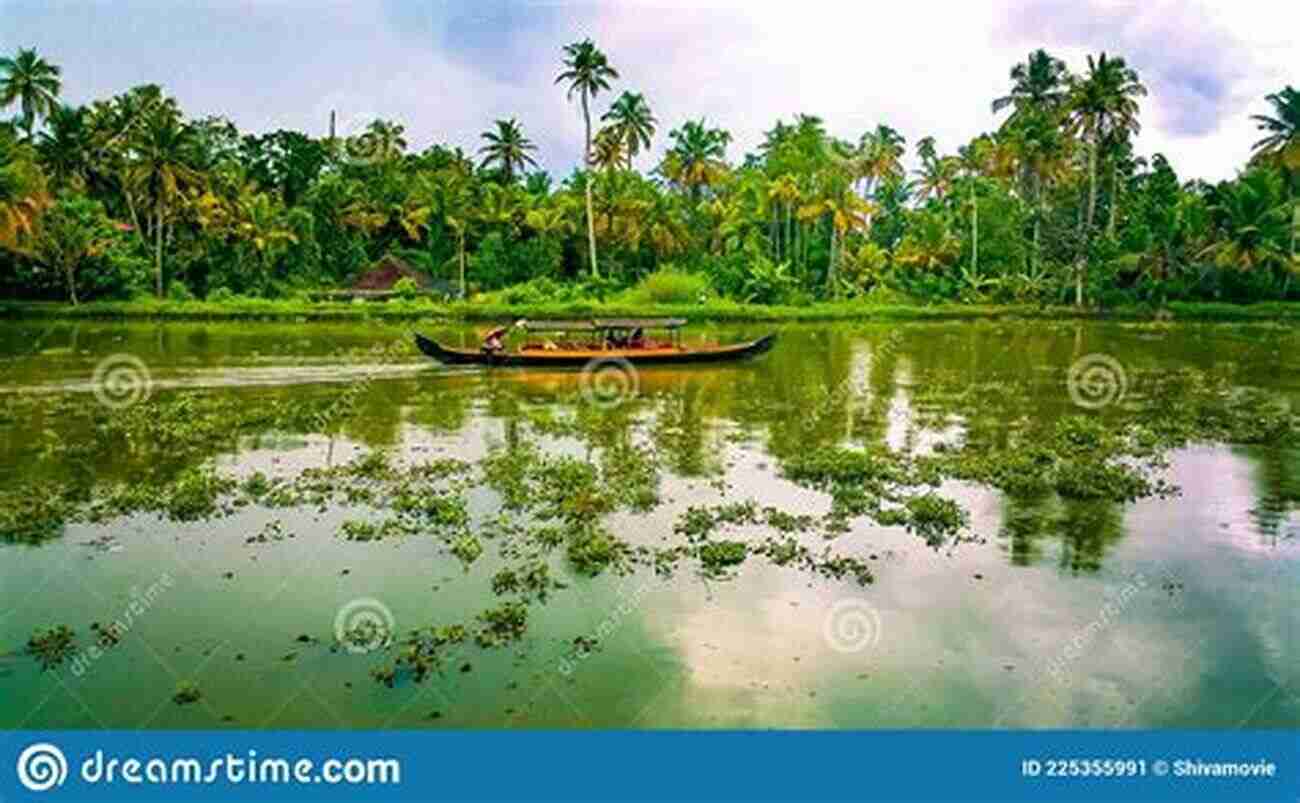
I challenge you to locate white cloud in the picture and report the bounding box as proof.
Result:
[2,0,1294,181]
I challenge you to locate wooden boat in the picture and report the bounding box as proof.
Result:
[413,318,776,367]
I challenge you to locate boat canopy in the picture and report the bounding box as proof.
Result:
[593,318,687,330]
[516,319,595,332]
[518,318,687,332]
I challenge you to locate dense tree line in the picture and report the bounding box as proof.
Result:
[0,42,1296,307]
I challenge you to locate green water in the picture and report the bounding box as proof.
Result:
[0,318,1297,729]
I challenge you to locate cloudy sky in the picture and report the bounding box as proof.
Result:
[2,0,1295,181]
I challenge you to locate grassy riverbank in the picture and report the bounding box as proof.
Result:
[3,298,1300,324]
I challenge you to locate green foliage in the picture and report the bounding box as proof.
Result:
[392,276,419,300]
[26,625,76,670]
[470,233,562,290]
[167,280,195,302]
[698,540,748,576]
[450,534,484,565]
[1,45,1297,309]
[567,526,625,576]
[172,681,203,705]
[625,266,709,304]
[475,601,528,647]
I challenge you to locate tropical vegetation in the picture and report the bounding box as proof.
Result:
[1,44,1297,309]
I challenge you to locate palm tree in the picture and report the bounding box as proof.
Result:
[644,192,689,263]
[1069,53,1146,234]
[0,133,48,252]
[992,49,1070,123]
[478,118,538,183]
[1251,86,1300,263]
[1068,52,1147,304]
[590,127,626,173]
[956,136,995,277]
[896,212,960,272]
[767,173,801,263]
[346,119,406,165]
[124,110,201,297]
[1251,86,1300,169]
[912,138,958,203]
[1200,168,1290,272]
[436,163,478,298]
[798,161,874,295]
[662,119,731,200]
[855,125,905,199]
[0,48,62,141]
[821,187,875,294]
[601,91,656,170]
[556,38,619,278]
[524,196,578,245]
[37,105,92,190]
[234,191,298,290]
[1004,110,1070,273]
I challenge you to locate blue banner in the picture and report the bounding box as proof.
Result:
[1,730,1295,801]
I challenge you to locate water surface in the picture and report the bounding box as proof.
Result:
[1,318,1297,728]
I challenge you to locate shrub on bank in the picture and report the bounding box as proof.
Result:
[624,267,710,305]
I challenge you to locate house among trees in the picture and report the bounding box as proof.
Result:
[351,254,433,293]
[312,254,458,300]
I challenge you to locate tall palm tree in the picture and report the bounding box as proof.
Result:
[767,173,801,263]
[556,38,619,278]
[912,138,958,203]
[1069,53,1146,234]
[956,136,995,277]
[436,162,478,298]
[1250,86,1300,169]
[125,111,201,297]
[992,49,1070,123]
[37,104,92,190]
[1004,110,1070,273]
[1068,52,1147,305]
[855,124,905,199]
[478,118,538,183]
[600,91,656,170]
[0,48,62,140]
[662,119,731,200]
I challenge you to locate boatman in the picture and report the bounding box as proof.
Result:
[481,325,509,353]
[481,319,528,353]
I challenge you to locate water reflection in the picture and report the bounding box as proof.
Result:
[1,319,1298,728]
[3,320,1299,565]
